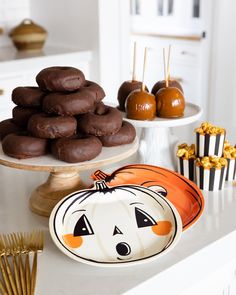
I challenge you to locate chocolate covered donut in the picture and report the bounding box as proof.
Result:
[36,66,85,92]
[12,106,40,127]
[77,105,122,136]
[28,113,77,139]
[2,132,47,159]
[51,135,102,163]
[83,80,105,102]
[12,86,45,108]
[0,119,23,140]
[93,102,106,115]
[42,88,96,116]
[99,121,136,147]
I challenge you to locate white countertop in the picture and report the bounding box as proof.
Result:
[0,45,92,75]
[0,45,91,62]
[0,157,236,294]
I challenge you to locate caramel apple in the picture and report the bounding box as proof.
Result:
[126,89,156,120]
[117,80,147,111]
[155,87,185,118]
[151,79,183,95]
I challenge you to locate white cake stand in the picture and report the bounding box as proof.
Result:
[0,138,138,217]
[123,103,202,170]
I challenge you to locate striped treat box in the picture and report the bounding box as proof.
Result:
[196,132,225,157]
[196,166,226,191]
[223,141,236,181]
[177,158,195,181]
[225,158,236,181]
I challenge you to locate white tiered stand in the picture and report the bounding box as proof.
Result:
[123,102,202,170]
[0,138,138,217]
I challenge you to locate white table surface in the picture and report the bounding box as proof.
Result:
[1,156,236,295]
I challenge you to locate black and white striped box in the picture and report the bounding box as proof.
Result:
[177,158,195,181]
[196,133,225,157]
[196,166,226,191]
[225,158,236,181]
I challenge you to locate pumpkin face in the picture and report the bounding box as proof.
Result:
[92,164,204,231]
[49,181,182,266]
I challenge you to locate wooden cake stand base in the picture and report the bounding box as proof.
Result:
[29,170,85,217]
[0,138,138,217]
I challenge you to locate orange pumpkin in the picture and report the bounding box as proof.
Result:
[92,164,204,231]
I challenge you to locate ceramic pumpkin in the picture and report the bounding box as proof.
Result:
[92,164,204,231]
[49,180,182,266]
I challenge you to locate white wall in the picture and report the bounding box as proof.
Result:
[30,0,100,81]
[30,0,130,102]
[209,0,236,142]
[0,0,30,47]
[98,0,130,104]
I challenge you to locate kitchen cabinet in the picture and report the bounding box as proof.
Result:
[0,46,92,120]
[129,0,213,120]
[130,0,203,33]
[0,74,23,119]
[130,35,202,106]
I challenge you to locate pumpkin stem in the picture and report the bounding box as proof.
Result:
[92,170,109,180]
[95,180,109,191]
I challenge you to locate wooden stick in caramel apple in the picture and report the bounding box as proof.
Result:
[167,44,172,82]
[132,41,137,81]
[156,46,185,118]
[117,42,148,111]
[151,45,183,95]
[141,47,147,92]
[163,47,169,88]
[126,47,156,120]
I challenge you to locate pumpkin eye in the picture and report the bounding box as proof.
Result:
[135,207,157,228]
[74,214,94,236]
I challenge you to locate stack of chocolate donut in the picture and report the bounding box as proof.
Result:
[0,66,136,163]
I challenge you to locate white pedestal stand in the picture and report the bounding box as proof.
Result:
[124,103,202,170]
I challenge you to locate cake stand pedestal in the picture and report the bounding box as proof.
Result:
[123,103,202,170]
[0,138,138,217]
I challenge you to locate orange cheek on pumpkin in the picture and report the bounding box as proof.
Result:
[152,221,172,236]
[62,234,83,248]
